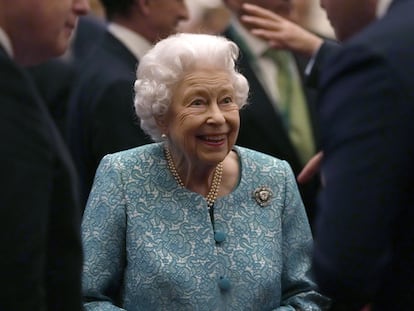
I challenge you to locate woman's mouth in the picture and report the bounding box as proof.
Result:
[199,135,226,144]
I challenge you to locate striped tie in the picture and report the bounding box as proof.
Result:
[263,49,316,165]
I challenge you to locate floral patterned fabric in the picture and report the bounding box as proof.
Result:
[82,143,329,311]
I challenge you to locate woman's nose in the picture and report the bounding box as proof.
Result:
[206,103,226,124]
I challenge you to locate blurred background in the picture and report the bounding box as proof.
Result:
[88,0,335,38]
[178,0,335,38]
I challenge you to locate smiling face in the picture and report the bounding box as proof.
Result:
[160,69,240,168]
[1,0,89,65]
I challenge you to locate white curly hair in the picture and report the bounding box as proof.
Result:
[133,32,249,142]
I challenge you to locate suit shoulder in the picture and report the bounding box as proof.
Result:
[101,143,162,165]
[235,146,290,168]
[78,33,138,82]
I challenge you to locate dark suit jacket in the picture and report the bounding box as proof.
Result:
[0,48,83,310]
[72,14,107,63]
[313,0,414,309]
[224,26,321,225]
[67,31,153,206]
[27,59,77,136]
[306,39,341,89]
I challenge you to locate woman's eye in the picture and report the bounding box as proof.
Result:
[190,99,204,106]
[222,96,233,104]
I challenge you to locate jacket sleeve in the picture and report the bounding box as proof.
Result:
[276,161,331,310]
[82,154,127,311]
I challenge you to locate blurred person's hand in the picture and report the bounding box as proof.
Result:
[241,3,323,57]
[297,151,323,184]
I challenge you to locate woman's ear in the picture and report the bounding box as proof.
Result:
[155,115,168,135]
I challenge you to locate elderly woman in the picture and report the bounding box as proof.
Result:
[81,33,329,310]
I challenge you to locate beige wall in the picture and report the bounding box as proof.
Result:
[89,0,105,18]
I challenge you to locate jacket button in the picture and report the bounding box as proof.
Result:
[218,276,231,291]
[214,231,226,243]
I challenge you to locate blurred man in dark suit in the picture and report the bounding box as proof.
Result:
[312,0,414,309]
[222,0,320,226]
[67,0,189,206]
[0,0,89,310]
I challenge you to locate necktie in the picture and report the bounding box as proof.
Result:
[263,49,315,165]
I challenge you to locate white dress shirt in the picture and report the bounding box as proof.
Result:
[377,0,394,18]
[0,27,13,58]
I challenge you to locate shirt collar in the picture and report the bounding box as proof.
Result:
[0,27,13,58]
[107,23,152,60]
[376,0,394,18]
[230,16,270,58]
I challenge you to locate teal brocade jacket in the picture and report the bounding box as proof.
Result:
[82,143,329,310]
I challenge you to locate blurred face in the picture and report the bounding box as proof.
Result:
[146,0,189,42]
[161,69,240,167]
[224,0,293,17]
[0,0,89,65]
[320,0,377,41]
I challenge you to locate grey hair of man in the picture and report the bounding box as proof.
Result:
[133,32,250,142]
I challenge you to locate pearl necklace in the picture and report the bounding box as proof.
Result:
[164,145,223,209]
